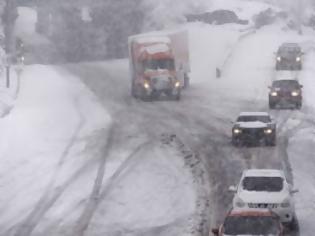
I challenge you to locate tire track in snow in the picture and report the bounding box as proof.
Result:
[13,98,87,236]
[72,138,150,236]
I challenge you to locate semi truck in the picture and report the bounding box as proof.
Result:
[128,30,190,101]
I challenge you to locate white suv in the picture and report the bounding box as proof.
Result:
[229,169,298,229]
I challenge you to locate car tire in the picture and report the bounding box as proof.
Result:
[269,101,276,109]
[266,138,276,146]
[288,215,299,231]
[296,102,302,109]
[275,63,281,71]
[174,93,181,101]
[232,138,239,146]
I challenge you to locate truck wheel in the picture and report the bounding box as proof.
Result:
[131,83,137,98]
[174,92,181,101]
[183,73,190,88]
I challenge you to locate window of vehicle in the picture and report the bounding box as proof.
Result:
[143,59,175,70]
[223,215,280,235]
[272,80,300,89]
[242,176,283,192]
[237,115,271,123]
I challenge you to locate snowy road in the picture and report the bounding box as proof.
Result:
[3,2,315,236]
[65,22,315,236]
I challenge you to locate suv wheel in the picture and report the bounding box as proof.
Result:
[269,101,276,109]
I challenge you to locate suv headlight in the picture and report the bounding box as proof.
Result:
[296,57,301,62]
[291,91,299,96]
[235,198,246,208]
[280,199,291,208]
[264,128,273,134]
[233,128,242,134]
[175,81,180,88]
[277,56,281,61]
[270,91,278,96]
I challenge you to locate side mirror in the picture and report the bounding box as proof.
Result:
[229,185,237,192]
[290,189,299,194]
[212,228,219,236]
[300,85,303,88]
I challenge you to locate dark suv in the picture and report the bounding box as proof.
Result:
[232,112,276,146]
[269,80,303,109]
[275,43,303,70]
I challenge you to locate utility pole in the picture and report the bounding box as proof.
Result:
[2,0,18,88]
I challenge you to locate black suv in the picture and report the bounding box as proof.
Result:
[232,112,276,146]
[269,80,303,109]
[275,43,303,70]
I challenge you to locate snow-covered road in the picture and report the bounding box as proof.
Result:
[2,1,315,236]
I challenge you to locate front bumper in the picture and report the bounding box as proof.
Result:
[246,203,294,223]
[269,95,302,105]
[276,60,301,70]
[232,128,275,144]
[143,86,180,96]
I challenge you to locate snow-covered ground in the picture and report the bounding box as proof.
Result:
[2,1,315,236]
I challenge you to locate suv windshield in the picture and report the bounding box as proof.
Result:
[279,45,301,54]
[237,115,271,123]
[143,59,175,70]
[272,80,300,89]
[242,176,283,192]
[224,215,279,235]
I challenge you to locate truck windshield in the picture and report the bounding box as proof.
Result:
[223,215,279,235]
[143,59,175,70]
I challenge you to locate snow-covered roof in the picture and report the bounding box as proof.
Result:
[133,36,171,44]
[140,43,170,55]
[239,112,269,117]
[243,169,284,178]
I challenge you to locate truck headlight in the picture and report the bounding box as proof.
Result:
[264,128,273,134]
[270,91,278,96]
[144,82,150,89]
[233,128,242,134]
[175,81,180,88]
[277,56,281,62]
[291,91,299,96]
[296,57,301,62]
